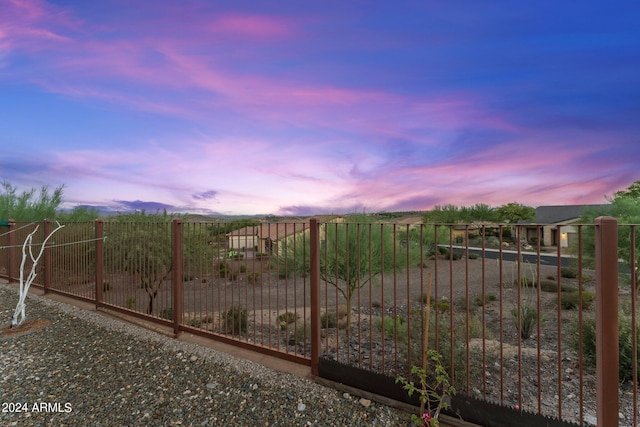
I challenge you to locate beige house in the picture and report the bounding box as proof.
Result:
[226,216,343,254]
[521,204,610,247]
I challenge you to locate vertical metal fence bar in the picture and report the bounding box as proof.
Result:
[577,225,584,425]
[8,220,17,282]
[172,218,184,336]
[595,216,619,427]
[379,223,385,374]
[536,225,543,414]
[95,219,104,308]
[464,225,470,394]
[310,218,320,376]
[498,224,505,403]
[630,225,637,427]
[448,225,454,383]
[43,219,51,294]
[556,225,563,420]
[481,225,487,399]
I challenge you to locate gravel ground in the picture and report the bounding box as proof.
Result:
[0,283,411,427]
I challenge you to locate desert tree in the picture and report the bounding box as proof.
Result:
[0,181,64,221]
[106,212,174,315]
[579,180,640,285]
[496,202,536,223]
[281,215,418,326]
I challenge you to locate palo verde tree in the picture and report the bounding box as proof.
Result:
[106,211,175,315]
[281,215,417,326]
[0,181,64,221]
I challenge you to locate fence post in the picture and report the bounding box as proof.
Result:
[310,218,321,377]
[43,219,51,294]
[172,218,184,337]
[595,216,619,427]
[95,219,104,308]
[8,219,16,282]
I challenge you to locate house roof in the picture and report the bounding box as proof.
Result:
[226,222,309,241]
[535,204,611,224]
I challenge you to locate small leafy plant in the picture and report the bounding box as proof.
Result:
[396,349,456,426]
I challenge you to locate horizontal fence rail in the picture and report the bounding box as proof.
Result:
[0,217,637,427]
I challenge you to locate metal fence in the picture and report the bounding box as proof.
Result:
[0,217,636,427]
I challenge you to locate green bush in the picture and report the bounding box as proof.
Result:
[223,306,247,334]
[375,315,408,341]
[292,321,309,344]
[160,306,173,320]
[126,297,136,311]
[320,311,337,329]
[561,291,595,310]
[538,279,577,293]
[561,267,578,279]
[572,303,639,381]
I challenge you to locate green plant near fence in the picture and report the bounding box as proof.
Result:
[223,306,247,335]
[375,307,486,389]
[571,300,639,381]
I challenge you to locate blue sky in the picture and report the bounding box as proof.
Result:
[1,0,639,215]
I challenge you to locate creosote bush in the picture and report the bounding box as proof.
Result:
[561,291,595,310]
[223,306,247,334]
[572,301,640,381]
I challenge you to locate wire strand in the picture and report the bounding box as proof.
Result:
[0,236,107,250]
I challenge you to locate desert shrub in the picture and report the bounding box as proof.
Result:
[239,264,247,273]
[126,297,136,311]
[375,315,409,342]
[485,236,499,247]
[436,298,451,313]
[278,311,298,330]
[468,252,479,260]
[561,291,595,310]
[486,293,497,302]
[223,306,247,334]
[218,268,228,278]
[292,321,309,344]
[539,280,577,293]
[572,303,639,381]
[511,304,538,339]
[186,316,202,328]
[247,272,261,283]
[561,267,578,279]
[160,306,173,320]
[320,311,337,329]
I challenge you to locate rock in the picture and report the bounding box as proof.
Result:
[359,398,371,408]
[297,402,306,412]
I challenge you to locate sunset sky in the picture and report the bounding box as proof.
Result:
[1,0,639,216]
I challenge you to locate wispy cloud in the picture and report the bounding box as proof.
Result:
[1,1,638,215]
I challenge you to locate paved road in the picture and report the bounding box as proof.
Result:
[444,245,573,267]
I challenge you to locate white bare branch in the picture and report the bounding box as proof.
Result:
[11,221,65,328]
